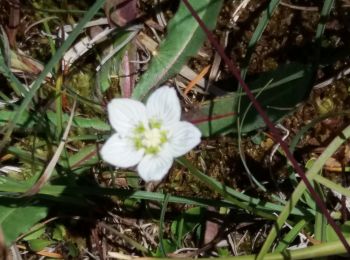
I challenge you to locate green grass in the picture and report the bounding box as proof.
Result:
[1,0,350,258]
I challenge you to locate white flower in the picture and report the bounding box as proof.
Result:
[100,86,202,182]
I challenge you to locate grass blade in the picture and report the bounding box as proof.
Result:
[258,124,350,257]
[19,100,76,197]
[274,219,307,253]
[0,0,106,153]
[181,0,350,254]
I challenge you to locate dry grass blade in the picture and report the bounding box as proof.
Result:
[34,250,63,259]
[230,0,250,23]
[108,251,138,259]
[280,1,319,11]
[313,66,350,89]
[19,99,77,197]
[207,30,228,91]
[184,65,210,95]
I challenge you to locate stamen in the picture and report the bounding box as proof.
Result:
[133,120,168,154]
[142,128,163,148]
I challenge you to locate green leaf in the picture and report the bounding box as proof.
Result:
[171,207,203,247]
[0,110,34,129]
[0,198,48,245]
[326,221,350,242]
[183,63,313,136]
[0,0,106,152]
[47,111,110,132]
[153,239,177,257]
[0,110,110,132]
[132,0,223,100]
[22,226,46,241]
[66,241,80,257]
[97,31,132,93]
[257,124,350,258]
[275,219,307,252]
[27,238,54,252]
[176,157,315,218]
[217,248,231,257]
[52,224,66,241]
[59,144,99,173]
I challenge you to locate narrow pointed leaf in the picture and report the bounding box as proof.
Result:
[0,110,110,132]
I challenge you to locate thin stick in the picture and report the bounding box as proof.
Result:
[184,65,210,95]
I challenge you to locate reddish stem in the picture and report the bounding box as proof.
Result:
[181,0,350,253]
[188,112,236,125]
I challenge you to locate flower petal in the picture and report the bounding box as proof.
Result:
[168,121,201,157]
[108,99,147,135]
[146,86,181,127]
[137,153,173,182]
[100,134,143,168]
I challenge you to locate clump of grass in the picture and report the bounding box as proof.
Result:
[1,0,350,259]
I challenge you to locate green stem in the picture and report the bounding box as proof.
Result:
[159,193,170,257]
[274,219,307,253]
[315,182,327,242]
[55,73,63,139]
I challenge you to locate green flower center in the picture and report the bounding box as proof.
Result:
[133,119,168,155]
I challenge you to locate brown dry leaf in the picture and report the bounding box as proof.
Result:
[104,0,138,27]
[203,220,220,245]
[343,144,350,164]
[11,51,44,75]
[203,207,219,245]
[324,157,342,172]
[119,43,138,98]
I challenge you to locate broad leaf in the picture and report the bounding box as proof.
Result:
[0,197,48,245]
[326,221,350,242]
[97,31,136,93]
[59,144,99,173]
[183,63,313,136]
[132,0,223,100]
[27,239,54,251]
